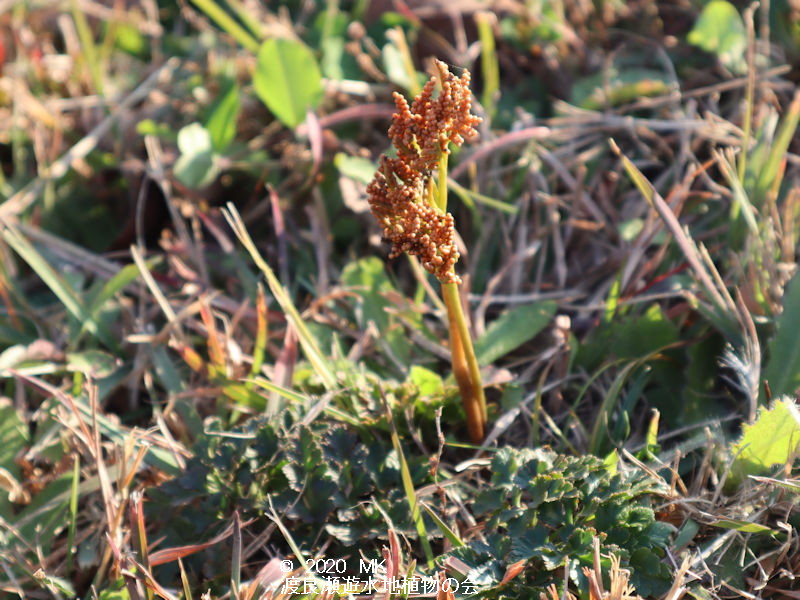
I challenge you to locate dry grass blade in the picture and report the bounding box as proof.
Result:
[148,517,252,567]
[0,57,180,219]
[129,243,181,321]
[129,491,154,600]
[609,139,738,330]
[223,203,337,390]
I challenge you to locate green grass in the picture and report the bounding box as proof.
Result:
[0,1,799,599]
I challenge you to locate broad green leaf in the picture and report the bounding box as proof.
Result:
[408,365,444,397]
[334,152,376,185]
[253,38,323,128]
[608,304,679,359]
[206,81,241,152]
[150,344,185,394]
[382,42,415,91]
[174,123,220,188]
[762,272,800,401]
[618,218,644,242]
[688,1,747,73]
[177,121,212,155]
[0,344,28,372]
[320,36,345,80]
[729,397,800,487]
[474,301,557,366]
[673,519,700,549]
[341,257,414,367]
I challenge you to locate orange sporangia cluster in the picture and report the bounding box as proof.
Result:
[366,60,481,284]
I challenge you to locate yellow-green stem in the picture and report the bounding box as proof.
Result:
[442,281,486,443]
[436,152,449,211]
[430,145,486,442]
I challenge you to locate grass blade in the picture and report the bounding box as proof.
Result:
[610,139,737,330]
[65,456,80,577]
[178,559,193,600]
[475,11,499,119]
[189,0,259,52]
[761,272,800,401]
[421,502,464,547]
[231,511,242,599]
[755,90,800,202]
[0,224,112,347]
[380,391,434,569]
[223,203,337,390]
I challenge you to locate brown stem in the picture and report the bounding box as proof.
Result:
[442,282,485,443]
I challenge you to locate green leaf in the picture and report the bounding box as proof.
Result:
[113,22,148,58]
[673,519,700,549]
[608,304,679,359]
[0,398,29,514]
[136,118,174,139]
[206,82,241,152]
[253,38,323,128]
[729,397,800,487]
[382,42,415,91]
[710,519,778,534]
[448,179,518,215]
[474,301,557,366]
[65,350,119,378]
[572,68,672,110]
[687,0,747,74]
[250,377,307,404]
[0,226,113,348]
[408,365,444,397]
[87,260,158,320]
[334,153,376,185]
[629,547,671,597]
[422,502,464,547]
[222,383,267,411]
[174,123,220,188]
[753,92,800,204]
[33,571,76,597]
[320,36,345,80]
[762,272,800,401]
[341,257,414,367]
